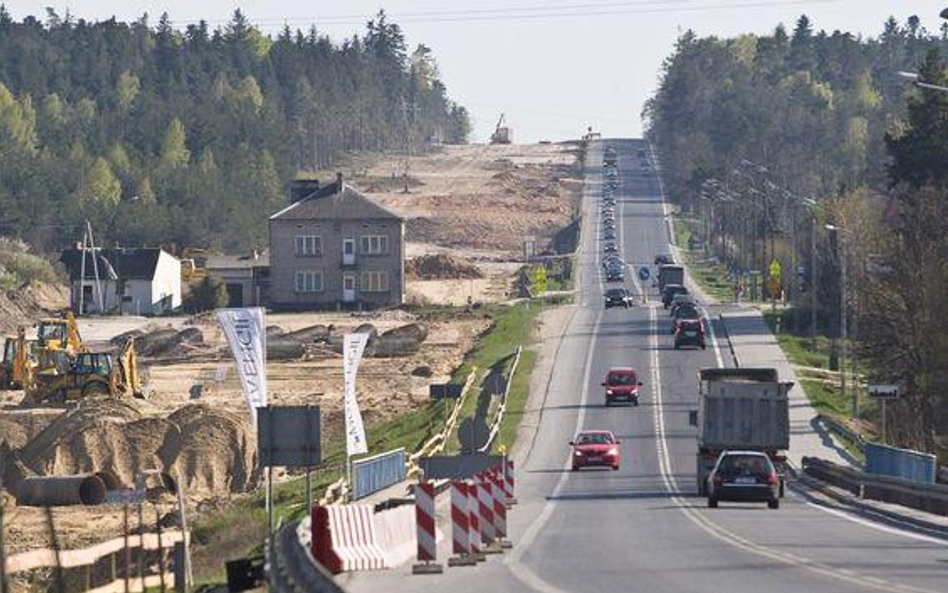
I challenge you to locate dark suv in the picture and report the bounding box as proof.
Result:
[662,284,689,308]
[707,451,781,509]
[604,288,632,309]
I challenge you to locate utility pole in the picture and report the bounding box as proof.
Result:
[810,215,818,339]
[399,97,415,194]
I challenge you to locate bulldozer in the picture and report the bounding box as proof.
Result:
[23,339,144,404]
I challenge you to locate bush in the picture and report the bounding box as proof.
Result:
[183,275,229,313]
[0,238,58,289]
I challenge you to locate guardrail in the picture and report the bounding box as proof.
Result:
[351,448,407,500]
[818,415,866,454]
[865,442,937,484]
[267,521,345,593]
[478,346,523,453]
[802,456,948,516]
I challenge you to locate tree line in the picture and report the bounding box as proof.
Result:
[0,8,471,253]
[646,14,948,453]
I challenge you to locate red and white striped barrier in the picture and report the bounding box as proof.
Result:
[504,458,517,504]
[476,473,498,551]
[412,482,443,574]
[447,482,477,566]
[467,478,482,555]
[489,470,510,546]
[311,505,386,574]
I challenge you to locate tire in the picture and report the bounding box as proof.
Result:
[571,466,579,472]
[632,398,639,407]
[768,499,780,510]
[82,382,111,399]
[612,465,619,471]
[697,480,707,496]
[674,343,680,350]
[707,498,718,508]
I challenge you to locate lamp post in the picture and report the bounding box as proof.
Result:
[825,223,856,419]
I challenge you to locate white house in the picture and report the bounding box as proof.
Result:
[60,247,182,316]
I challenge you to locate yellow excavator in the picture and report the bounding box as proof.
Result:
[22,339,143,403]
[0,327,36,390]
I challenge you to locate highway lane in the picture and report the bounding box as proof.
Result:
[342,139,948,593]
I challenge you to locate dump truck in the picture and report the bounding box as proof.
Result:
[23,339,143,403]
[657,264,684,293]
[691,368,792,496]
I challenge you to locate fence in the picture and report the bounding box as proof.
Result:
[5,521,188,593]
[865,442,937,484]
[478,347,523,454]
[352,448,407,500]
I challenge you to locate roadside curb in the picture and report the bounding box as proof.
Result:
[790,470,948,541]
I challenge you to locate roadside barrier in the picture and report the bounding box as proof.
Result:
[448,481,477,566]
[476,473,498,550]
[504,458,517,505]
[408,369,478,478]
[467,479,482,556]
[478,347,523,454]
[412,482,443,574]
[310,505,386,574]
[489,470,510,546]
[352,448,407,500]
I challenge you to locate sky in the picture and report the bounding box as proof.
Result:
[3,1,947,142]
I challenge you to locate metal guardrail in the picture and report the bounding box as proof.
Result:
[818,415,866,453]
[479,346,523,453]
[267,521,345,593]
[802,456,948,516]
[351,448,407,500]
[865,442,937,484]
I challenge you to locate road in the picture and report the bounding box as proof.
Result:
[341,139,948,593]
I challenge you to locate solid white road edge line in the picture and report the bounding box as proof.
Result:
[648,305,939,593]
[504,310,602,593]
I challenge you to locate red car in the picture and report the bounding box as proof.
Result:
[570,430,621,471]
[602,367,642,406]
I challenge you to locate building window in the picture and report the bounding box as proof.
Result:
[294,270,323,293]
[361,270,390,292]
[294,235,321,257]
[360,235,389,255]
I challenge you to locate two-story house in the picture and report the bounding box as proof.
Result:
[268,174,405,310]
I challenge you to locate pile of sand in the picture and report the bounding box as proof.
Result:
[6,400,259,495]
[406,254,485,280]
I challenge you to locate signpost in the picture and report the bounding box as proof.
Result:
[768,258,782,312]
[868,384,900,443]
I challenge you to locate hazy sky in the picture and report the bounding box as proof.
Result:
[3,1,947,142]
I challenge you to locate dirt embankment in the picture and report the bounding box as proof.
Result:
[0,283,69,333]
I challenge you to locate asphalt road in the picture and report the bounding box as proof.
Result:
[342,139,948,593]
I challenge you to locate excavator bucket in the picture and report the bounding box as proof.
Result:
[121,339,144,397]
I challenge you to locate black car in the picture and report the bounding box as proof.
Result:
[603,229,616,240]
[654,254,674,266]
[670,303,701,332]
[603,243,618,254]
[602,255,623,269]
[669,294,697,316]
[604,288,633,308]
[707,451,781,509]
[662,284,688,308]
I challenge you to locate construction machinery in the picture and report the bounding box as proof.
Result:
[490,113,513,144]
[23,339,144,403]
[1,329,33,390]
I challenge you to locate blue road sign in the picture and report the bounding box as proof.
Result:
[638,267,650,281]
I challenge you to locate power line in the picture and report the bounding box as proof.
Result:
[164,0,840,28]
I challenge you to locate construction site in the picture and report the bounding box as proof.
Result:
[0,140,582,588]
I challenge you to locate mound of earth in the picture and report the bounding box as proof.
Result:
[406,254,485,280]
[164,404,259,493]
[8,399,259,495]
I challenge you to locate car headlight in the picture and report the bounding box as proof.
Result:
[608,447,619,456]
[606,389,614,394]
[574,450,583,457]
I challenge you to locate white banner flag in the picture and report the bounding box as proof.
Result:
[343,332,370,457]
[217,307,267,425]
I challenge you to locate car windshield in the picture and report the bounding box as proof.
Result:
[606,290,625,297]
[676,305,700,318]
[608,373,636,385]
[577,433,614,445]
[719,455,771,475]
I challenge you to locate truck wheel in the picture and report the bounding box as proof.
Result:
[768,499,780,510]
[707,498,718,508]
[82,382,111,399]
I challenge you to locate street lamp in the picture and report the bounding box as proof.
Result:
[898,70,948,94]
[825,223,856,419]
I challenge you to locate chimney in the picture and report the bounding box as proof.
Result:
[336,172,344,193]
[290,179,320,203]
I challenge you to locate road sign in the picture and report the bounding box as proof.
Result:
[430,383,464,399]
[638,267,650,281]
[419,455,505,480]
[797,265,806,279]
[458,417,491,453]
[868,384,900,399]
[766,276,781,299]
[769,258,782,282]
[257,405,321,468]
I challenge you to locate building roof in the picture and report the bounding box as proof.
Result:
[206,252,271,270]
[60,247,171,281]
[270,176,403,222]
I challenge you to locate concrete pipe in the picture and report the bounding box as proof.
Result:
[16,474,108,506]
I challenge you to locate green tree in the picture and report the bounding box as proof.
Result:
[79,157,122,206]
[159,117,191,168]
[183,274,229,312]
[116,71,140,111]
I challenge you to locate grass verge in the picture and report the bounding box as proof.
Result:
[672,214,733,302]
